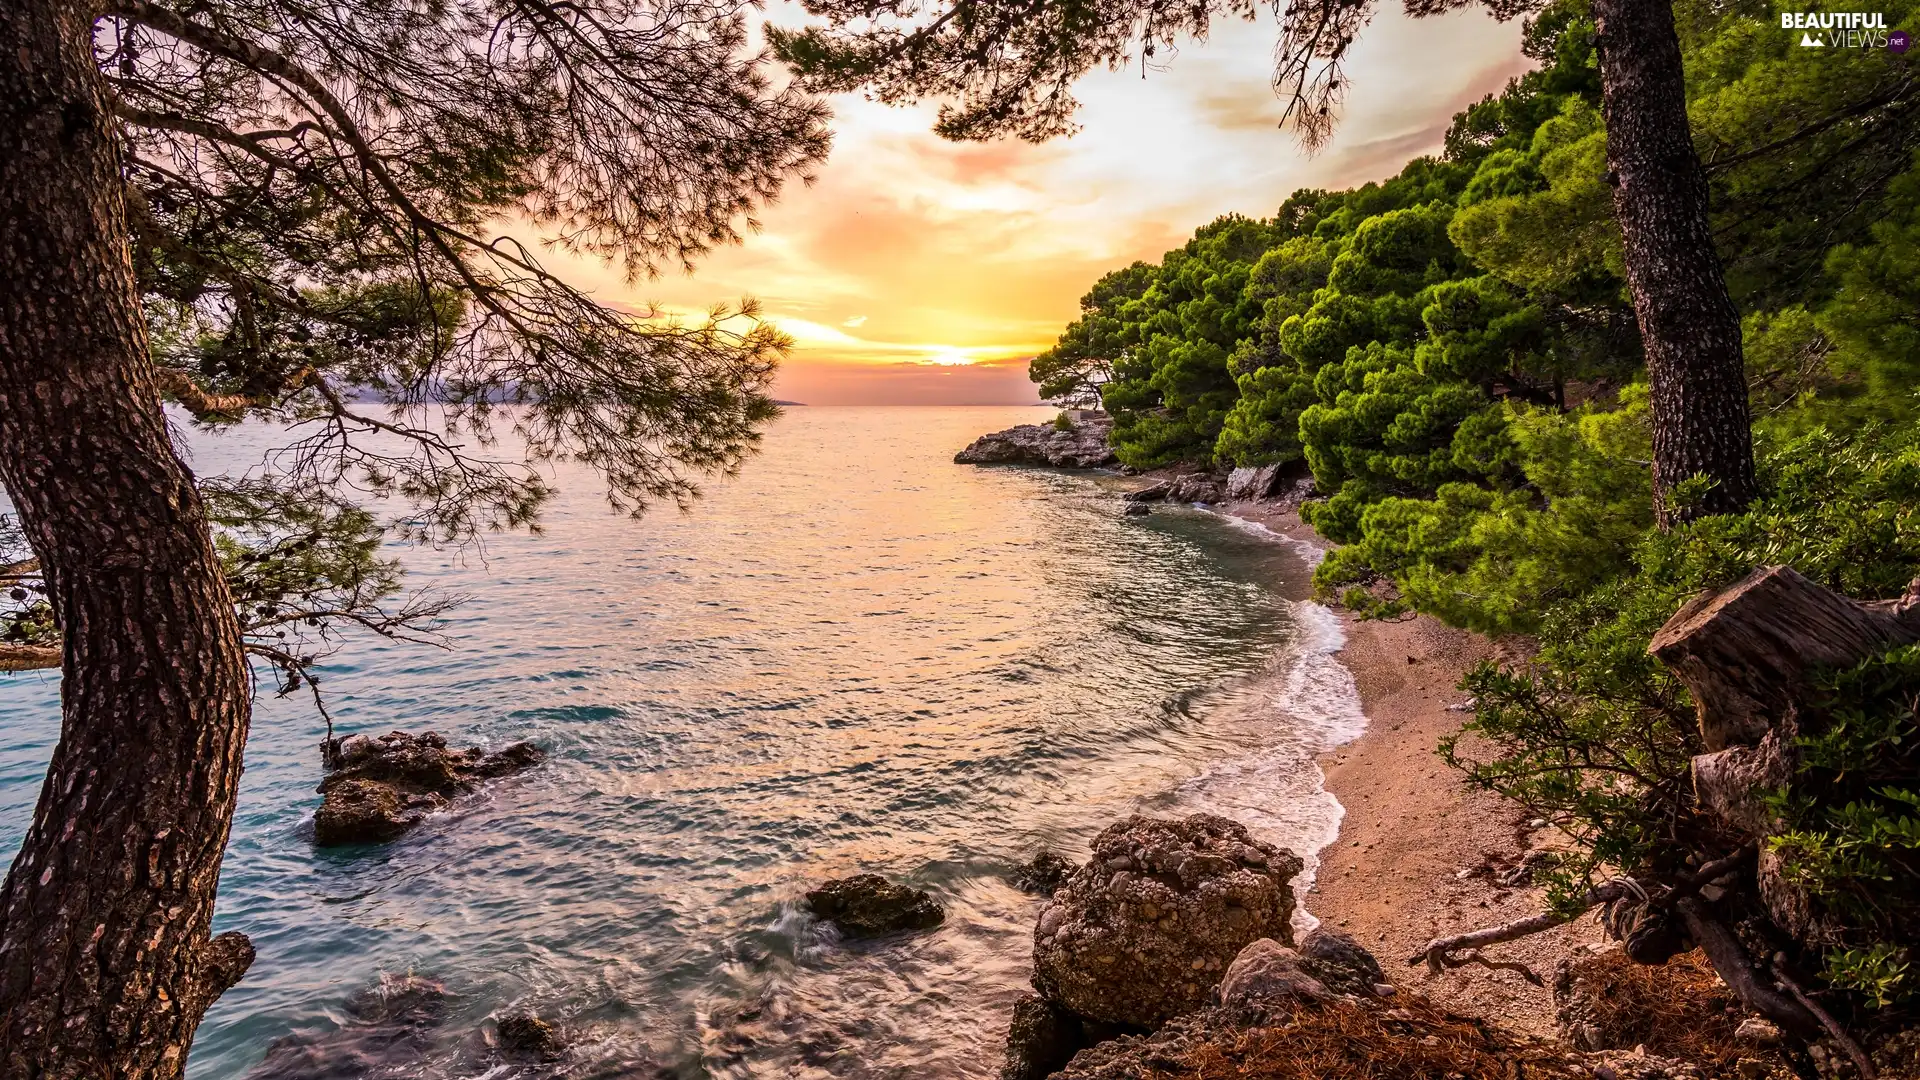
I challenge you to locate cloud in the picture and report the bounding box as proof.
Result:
[556,7,1535,404]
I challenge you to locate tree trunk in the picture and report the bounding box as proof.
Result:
[1592,0,1758,525]
[0,1,256,1076]
[1651,565,1920,946]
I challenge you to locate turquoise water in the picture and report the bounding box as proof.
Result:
[0,406,1363,1078]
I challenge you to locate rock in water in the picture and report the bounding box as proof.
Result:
[313,778,421,846]
[806,874,946,937]
[1031,814,1303,1028]
[1013,851,1076,896]
[496,1012,563,1057]
[313,730,544,846]
[955,413,1117,468]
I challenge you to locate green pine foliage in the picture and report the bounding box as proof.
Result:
[1033,0,1920,1005]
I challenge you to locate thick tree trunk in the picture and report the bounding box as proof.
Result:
[1592,0,1758,525]
[0,1,255,1077]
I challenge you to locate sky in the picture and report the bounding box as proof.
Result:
[570,6,1539,405]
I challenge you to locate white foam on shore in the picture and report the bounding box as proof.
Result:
[1166,508,1371,933]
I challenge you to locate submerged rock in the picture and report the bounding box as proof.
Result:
[1030,813,1304,1028]
[249,974,450,1079]
[313,730,543,846]
[496,1012,563,1057]
[806,874,946,937]
[955,413,1117,469]
[1013,851,1076,896]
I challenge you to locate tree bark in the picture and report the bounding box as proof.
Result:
[1592,0,1758,525]
[0,1,256,1076]
[1649,565,1920,750]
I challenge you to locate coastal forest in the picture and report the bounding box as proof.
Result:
[1023,0,1920,1060]
[5,0,1920,1073]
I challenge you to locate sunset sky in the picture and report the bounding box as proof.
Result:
[573,7,1538,405]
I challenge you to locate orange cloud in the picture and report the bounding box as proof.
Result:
[554,7,1535,404]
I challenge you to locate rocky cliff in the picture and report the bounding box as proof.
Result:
[955,413,1118,469]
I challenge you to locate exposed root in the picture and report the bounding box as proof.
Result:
[1775,963,1876,1080]
[1408,878,1637,975]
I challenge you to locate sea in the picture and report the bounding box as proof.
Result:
[0,405,1368,1079]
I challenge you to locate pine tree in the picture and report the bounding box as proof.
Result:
[772,0,1756,522]
[0,0,826,1071]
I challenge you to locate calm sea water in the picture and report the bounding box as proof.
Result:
[0,406,1364,1079]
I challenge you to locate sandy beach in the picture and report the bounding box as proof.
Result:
[1229,501,1601,1039]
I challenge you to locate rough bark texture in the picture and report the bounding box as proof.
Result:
[1652,566,1920,945]
[1593,0,1758,525]
[1649,565,1920,751]
[0,1,256,1076]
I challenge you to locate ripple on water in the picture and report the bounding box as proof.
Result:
[0,408,1367,1079]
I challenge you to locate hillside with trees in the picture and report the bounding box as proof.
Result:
[1014,0,1920,1049]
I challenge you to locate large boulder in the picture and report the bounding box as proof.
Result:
[1296,926,1388,997]
[314,730,543,847]
[1215,938,1330,1023]
[1224,465,1286,501]
[806,874,946,937]
[956,414,1117,469]
[1031,814,1304,1028]
[1164,474,1224,505]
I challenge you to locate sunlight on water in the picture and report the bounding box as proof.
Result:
[0,406,1363,1079]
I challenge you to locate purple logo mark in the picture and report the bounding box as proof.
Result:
[1892,29,1913,52]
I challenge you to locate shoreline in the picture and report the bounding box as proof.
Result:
[1222,500,1599,1038]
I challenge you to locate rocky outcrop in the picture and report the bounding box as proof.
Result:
[956,413,1117,469]
[1124,473,1225,506]
[248,974,450,1078]
[1030,814,1303,1028]
[1000,994,1094,1080]
[1296,926,1389,997]
[495,1012,562,1057]
[806,874,946,937]
[1224,465,1286,501]
[313,730,543,846]
[1014,852,1076,896]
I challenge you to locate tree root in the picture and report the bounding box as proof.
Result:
[1407,878,1639,975]
[1774,961,1876,1079]
[1671,896,1819,1039]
